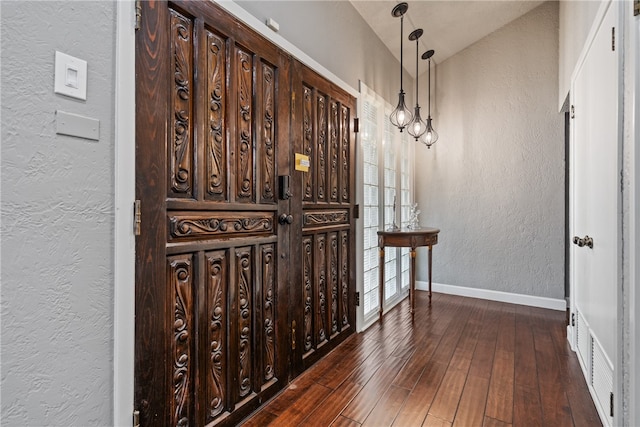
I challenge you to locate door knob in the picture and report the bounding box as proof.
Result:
[278,214,293,225]
[573,235,594,249]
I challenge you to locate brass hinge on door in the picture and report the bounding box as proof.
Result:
[133,410,140,427]
[135,0,142,31]
[291,321,296,350]
[353,117,359,133]
[134,200,141,236]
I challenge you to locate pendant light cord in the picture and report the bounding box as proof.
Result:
[428,58,431,117]
[400,15,404,91]
[415,37,419,104]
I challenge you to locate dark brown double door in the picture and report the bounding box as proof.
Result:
[134,1,356,425]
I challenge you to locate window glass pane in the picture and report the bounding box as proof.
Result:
[360,85,413,316]
[362,98,380,317]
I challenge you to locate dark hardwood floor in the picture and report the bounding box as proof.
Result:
[241,292,601,427]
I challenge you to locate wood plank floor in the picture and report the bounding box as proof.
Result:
[241,292,601,427]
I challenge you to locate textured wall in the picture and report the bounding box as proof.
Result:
[1,1,116,425]
[415,2,565,300]
[235,0,412,106]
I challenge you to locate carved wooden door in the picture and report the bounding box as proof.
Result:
[289,61,357,375]
[135,1,292,425]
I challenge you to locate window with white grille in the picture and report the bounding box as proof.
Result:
[359,83,414,322]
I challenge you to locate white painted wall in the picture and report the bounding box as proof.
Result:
[559,0,603,109]
[1,2,116,425]
[414,2,565,300]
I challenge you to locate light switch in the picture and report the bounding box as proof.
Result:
[54,51,87,100]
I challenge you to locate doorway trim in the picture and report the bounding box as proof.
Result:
[626,3,639,425]
[113,0,135,425]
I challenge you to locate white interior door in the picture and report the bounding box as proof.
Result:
[570,3,619,426]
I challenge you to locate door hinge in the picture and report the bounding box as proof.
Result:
[571,312,575,327]
[354,204,360,219]
[135,0,142,31]
[610,392,614,417]
[354,117,359,133]
[134,200,141,236]
[291,320,296,350]
[133,410,140,427]
[635,0,640,16]
[355,291,360,306]
[570,105,575,119]
[611,27,615,51]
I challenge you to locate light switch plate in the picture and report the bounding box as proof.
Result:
[54,51,87,100]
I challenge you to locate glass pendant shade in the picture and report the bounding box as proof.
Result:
[407,28,426,140]
[390,90,412,130]
[421,49,438,148]
[408,105,426,139]
[389,2,412,132]
[423,116,439,148]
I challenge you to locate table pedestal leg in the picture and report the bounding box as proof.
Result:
[428,244,433,299]
[379,248,384,322]
[410,248,416,319]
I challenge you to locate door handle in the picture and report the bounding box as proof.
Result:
[278,214,293,225]
[573,235,594,249]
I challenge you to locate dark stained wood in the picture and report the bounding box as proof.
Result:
[303,380,363,425]
[267,382,332,427]
[483,416,513,427]
[428,369,467,422]
[452,375,490,427]
[378,228,440,320]
[135,0,170,423]
[485,304,516,423]
[423,415,453,427]
[332,416,362,427]
[513,306,544,427]
[361,385,409,426]
[241,293,601,427]
[341,356,406,423]
[392,361,447,426]
[290,59,357,378]
[135,1,358,426]
[531,312,574,427]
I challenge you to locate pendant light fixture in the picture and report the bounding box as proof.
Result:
[389,2,412,132]
[421,49,439,148]
[407,28,426,140]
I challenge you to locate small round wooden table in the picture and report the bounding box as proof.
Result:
[377,227,440,322]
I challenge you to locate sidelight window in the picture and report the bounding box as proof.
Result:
[358,82,414,326]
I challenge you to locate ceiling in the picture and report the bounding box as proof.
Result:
[349,0,545,77]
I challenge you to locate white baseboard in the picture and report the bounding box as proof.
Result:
[416,281,567,311]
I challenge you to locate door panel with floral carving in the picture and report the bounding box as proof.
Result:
[135,1,290,425]
[290,62,357,375]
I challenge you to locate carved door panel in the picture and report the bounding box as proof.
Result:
[290,61,357,375]
[135,1,291,425]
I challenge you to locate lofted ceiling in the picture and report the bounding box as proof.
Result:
[349,0,545,77]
